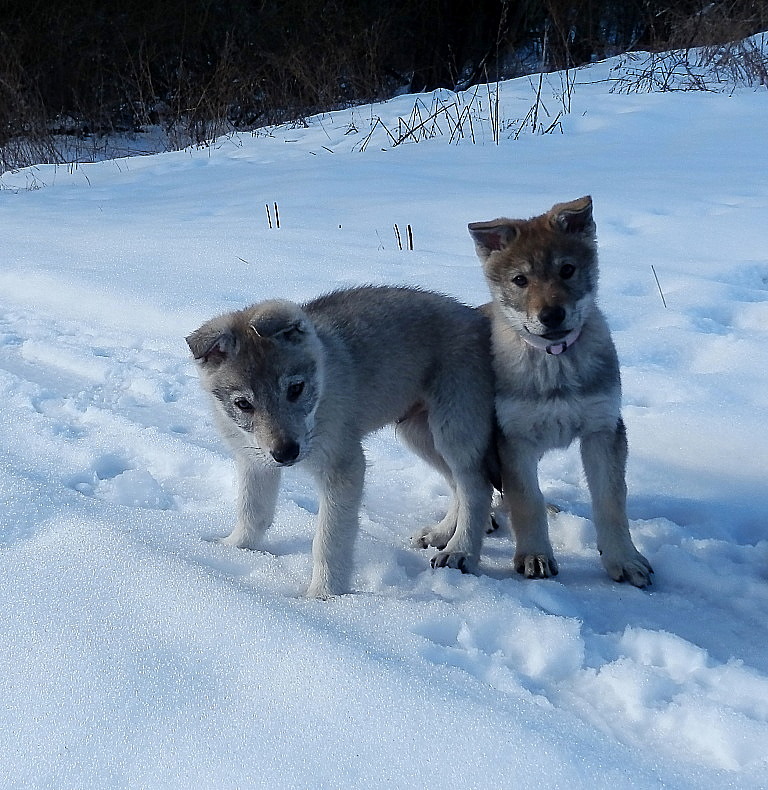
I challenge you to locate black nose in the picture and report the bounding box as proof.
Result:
[270,440,300,465]
[539,305,566,329]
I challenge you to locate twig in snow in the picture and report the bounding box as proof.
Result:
[651,265,668,308]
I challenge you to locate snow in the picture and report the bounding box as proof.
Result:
[2,51,768,789]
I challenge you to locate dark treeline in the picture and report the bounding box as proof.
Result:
[1,1,766,157]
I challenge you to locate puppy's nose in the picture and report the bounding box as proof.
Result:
[270,440,300,465]
[539,305,566,329]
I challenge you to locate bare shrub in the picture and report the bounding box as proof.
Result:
[1,1,767,170]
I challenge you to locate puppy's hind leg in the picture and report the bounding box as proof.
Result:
[219,453,281,550]
[580,419,653,588]
[431,463,491,573]
[306,442,366,599]
[427,408,493,574]
[397,409,460,551]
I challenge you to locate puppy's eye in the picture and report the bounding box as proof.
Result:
[512,274,528,288]
[234,398,254,412]
[286,381,305,402]
[560,263,576,280]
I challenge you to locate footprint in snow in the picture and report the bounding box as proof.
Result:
[69,453,173,510]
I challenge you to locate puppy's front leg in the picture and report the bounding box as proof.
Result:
[220,453,281,550]
[580,419,653,587]
[307,444,366,599]
[499,436,558,578]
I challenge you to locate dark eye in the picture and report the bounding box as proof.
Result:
[512,274,528,288]
[234,398,254,412]
[560,263,576,280]
[286,381,305,402]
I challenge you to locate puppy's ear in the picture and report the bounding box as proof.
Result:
[186,319,238,365]
[468,219,519,258]
[249,301,311,344]
[549,196,595,236]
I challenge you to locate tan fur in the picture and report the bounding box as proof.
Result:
[469,197,653,588]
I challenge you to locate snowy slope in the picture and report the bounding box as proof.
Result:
[1,55,768,789]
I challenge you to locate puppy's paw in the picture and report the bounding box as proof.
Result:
[410,525,453,551]
[602,550,654,588]
[215,528,260,551]
[430,551,474,574]
[514,552,559,579]
[305,585,336,601]
[486,514,503,535]
[306,577,346,599]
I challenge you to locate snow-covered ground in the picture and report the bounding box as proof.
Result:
[2,50,768,789]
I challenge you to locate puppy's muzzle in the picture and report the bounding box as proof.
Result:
[270,440,301,466]
[538,305,566,329]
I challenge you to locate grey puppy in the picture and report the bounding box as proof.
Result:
[467,196,653,587]
[186,285,496,599]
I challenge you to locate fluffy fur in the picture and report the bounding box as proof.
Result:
[468,196,653,587]
[187,285,496,598]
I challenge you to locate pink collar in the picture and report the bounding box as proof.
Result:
[521,326,582,355]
